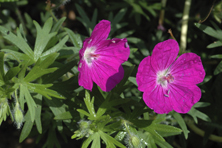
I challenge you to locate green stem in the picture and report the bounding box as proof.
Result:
[124,121,132,137]
[15,6,27,34]
[180,0,191,54]
[49,10,58,22]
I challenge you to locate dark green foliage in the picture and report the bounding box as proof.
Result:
[0,0,221,148]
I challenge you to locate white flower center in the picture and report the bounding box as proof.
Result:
[83,47,99,65]
[157,70,174,88]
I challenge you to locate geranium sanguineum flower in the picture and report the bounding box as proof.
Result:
[136,39,205,114]
[78,20,130,92]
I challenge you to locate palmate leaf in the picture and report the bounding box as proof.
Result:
[19,110,34,143]
[64,27,82,48]
[33,18,57,61]
[27,83,64,100]
[0,26,34,60]
[24,53,59,82]
[188,102,211,123]
[195,23,222,40]
[132,118,182,147]
[75,4,97,35]
[214,60,222,75]
[170,112,189,139]
[21,84,37,122]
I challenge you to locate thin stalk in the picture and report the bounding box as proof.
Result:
[180,0,191,54]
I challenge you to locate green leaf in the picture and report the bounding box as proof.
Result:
[77,109,91,117]
[188,107,211,123]
[24,67,57,82]
[91,132,101,148]
[75,4,94,34]
[210,54,222,59]
[54,111,73,120]
[2,49,31,62]
[18,60,32,80]
[64,28,82,48]
[5,66,21,81]
[27,83,64,99]
[144,132,157,148]
[99,130,125,148]
[193,102,211,108]
[43,61,77,83]
[214,60,222,75]
[22,84,36,122]
[207,41,222,48]
[155,124,182,137]
[0,26,34,59]
[84,91,96,118]
[82,134,95,148]
[195,23,222,40]
[171,112,189,139]
[33,18,57,61]
[44,97,66,117]
[19,110,34,142]
[42,35,69,57]
[128,76,137,86]
[51,17,66,33]
[24,53,58,82]
[153,134,173,148]
[34,94,42,134]
[0,52,5,81]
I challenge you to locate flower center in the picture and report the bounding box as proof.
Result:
[157,71,174,88]
[83,47,100,65]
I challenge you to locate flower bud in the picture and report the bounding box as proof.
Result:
[125,133,141,148]
[131,136,140,148]
[13,102,24,129]
[79,120,91,130]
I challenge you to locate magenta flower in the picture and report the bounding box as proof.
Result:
[136,39,205,114]
[78,20,130,92]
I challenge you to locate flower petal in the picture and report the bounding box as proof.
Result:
[170,53,205,85]
[95,38,130,71]
[143,85,172,114]
[91,60,124,92]
[89,20,111,46]
[136,56,156,92]
[106,66,124,91]
[168,84,201,113]
[151,39,179,72]
[78,60,93,91]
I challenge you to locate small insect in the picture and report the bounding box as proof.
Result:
[7,31,10,35]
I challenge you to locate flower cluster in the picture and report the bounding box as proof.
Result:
[78,20,205,114]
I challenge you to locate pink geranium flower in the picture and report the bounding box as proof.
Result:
[78,20,130,92]
[136,39,205,114]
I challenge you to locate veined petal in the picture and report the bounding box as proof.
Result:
[136,56,156,92]
[95,38,130,71]
[170,53,205,85]
[143,85,172,114]
[91,60,124,92]
[151,39,179,72]
[78,61,93,91]
[89,20,111,46]
[168,84,201,113]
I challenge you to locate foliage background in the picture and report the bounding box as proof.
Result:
[0,0,222,148]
